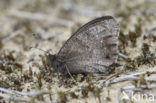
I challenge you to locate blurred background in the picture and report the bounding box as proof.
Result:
[0,0,155,52]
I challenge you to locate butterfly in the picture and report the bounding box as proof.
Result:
[46,16,120,75]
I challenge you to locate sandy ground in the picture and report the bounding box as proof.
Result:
[0,0,156,103]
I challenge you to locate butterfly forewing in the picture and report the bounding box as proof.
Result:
[57,16,120,74]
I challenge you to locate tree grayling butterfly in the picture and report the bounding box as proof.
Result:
[46,16,120,75]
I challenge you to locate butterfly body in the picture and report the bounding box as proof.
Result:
[47,16,120,74]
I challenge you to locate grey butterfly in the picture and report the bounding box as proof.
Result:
[46,16,120,75]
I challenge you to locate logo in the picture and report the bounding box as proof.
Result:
[121,91,155,102]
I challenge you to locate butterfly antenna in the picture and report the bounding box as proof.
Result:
[30,47,49,54]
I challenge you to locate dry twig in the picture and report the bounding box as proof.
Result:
[0,93,28,102]
[2,30,22,43]
[106,76,156,86]
[0,87,49,97]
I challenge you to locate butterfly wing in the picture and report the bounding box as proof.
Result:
[57,16,120,74]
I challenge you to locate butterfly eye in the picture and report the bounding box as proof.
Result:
[56,64,59,68]
[106,55,110,59]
